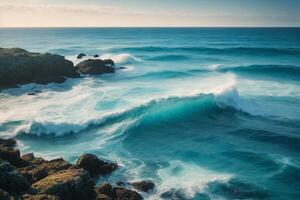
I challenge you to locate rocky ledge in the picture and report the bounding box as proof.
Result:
[0,48,116,89]
[0,138,154,200]
[0,48,80,88]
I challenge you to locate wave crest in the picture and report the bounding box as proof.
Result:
[16,84,267,137]
[100,53,141,65]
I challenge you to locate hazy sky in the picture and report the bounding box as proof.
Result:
[0,0,299,27]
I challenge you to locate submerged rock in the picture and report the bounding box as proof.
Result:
[75,59,115,75]
[131,181,155,192]
[76,154,118,177]
[160,188,188,200]
[77,53,86,59]
[0,48,79,88]
[32,168,95,200]
[93,54,99,58]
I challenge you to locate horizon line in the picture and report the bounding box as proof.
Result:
[0,26,299,29]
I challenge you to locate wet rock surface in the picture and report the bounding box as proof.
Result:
[76,154,118,177]
[131,181,155,192]
[77,53,86,59]
[32,168,95,200]
[0,48,80,88]
[0,138,146,200]
[95,184,143,200]
[75,59,115,75]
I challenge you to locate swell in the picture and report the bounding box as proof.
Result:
[16,86,298,137]
[110,46,300,56]
[218,64,300,80]
[16,87,252,137]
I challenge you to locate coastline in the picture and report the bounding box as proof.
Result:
[0,137,154,200]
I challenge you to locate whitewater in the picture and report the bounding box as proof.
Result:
[0,28,300,200]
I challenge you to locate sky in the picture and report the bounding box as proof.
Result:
[0,0,299,27]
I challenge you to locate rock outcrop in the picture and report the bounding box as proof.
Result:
[131,181,155,193]
[75,59,115,75]
[77,53,86,59]
[32,168,95,200]
[0,160,30,194]
[76,154,118,177]
[95,183,142,200]
[0,48,80,88]
[23,194,61,200]
[0,138,146,200]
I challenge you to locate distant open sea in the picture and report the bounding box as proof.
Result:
[0,28,300,199]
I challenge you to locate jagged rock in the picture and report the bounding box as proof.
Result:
[76,154,118,177]
[0,138,27,167]
[0,48,79,88]
[0,138,16,148]
[21,153,35,162]
[116,181,126,186]
[131,181,155,192]
[95,183,114,198]
[113,187,143,200]
[32,168,95,200]
[0,160,30,194]
[75,59,115,75]
[18,158,71,183]
[77,53,86,59]
[23,194,61,200]
[0,189,14,200]
[96,193,112,200]
[93,54,99,58]
[95,184,143,200]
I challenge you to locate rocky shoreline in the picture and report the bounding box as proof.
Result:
[0,138,155,200]
[0,48,116,89]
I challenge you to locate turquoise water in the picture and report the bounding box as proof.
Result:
[0,28,300,199]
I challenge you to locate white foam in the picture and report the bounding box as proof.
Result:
[100,53,142,65]
[149,161,231,200]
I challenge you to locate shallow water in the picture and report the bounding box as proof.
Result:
[0,28,300,200]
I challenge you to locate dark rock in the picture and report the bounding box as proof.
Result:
[131,181,155,192]
[118,67,126,70]
[0,139,27,167]
[93,54,99,58]
[0,160,30,194]
[95,183,113,198]
[76,154,118,177]
[32,168,95,200]
[23,194,61,200]
[0,189,13,200]
[95,184,143,200]
[96,194,112,200]
[160,188,187,200]
[102,59,114,66]
[21,153,35,162]
[113,187,143,200]
[75,59,115,75]
[0,138,16,148]
[116,181,126,186]
[18,158,71,183]
[0,48,80,88]
[77,53,86,59]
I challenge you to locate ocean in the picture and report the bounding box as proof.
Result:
[0,28,300,200]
